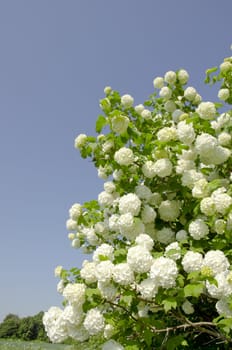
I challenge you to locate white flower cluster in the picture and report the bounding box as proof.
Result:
[45,59,232,346]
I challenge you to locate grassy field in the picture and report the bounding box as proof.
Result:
[0,339,101,350]
[0,339,73,350]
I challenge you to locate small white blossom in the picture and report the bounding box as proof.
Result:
[95,260,114,283]
[112,263,134,286]
[218,132,231,146]
[121,94,134,108]
[177,120,195,145]
[111,115,130,134]
[63,283,86,307]
[150,257,178,288]
[164,71,176,84]
[142,160,156,178]
[176,229,188,242]
[137,278,158,299]
[74,134,87,148]
[177,69,189,85]
[80,260,97,284]
[158,200,180,222]
[153,158,173,178]
[184,87,197,101]
[134,104,145,114]
[98,281,117,301]
[135,233,154,251]
[135,184,152,200]
[156,227,175,245]
[141,205,157,223]
[153,77,164,89]
[218,88,230,101]
[141,109,152,120]
[164,100,176,113]
[83,308,105,335]
[127,245,153,273]
[214,219,226,235]
[159,86,172,99]
[196,102,216,120]
[200,197,216,216]
[114,147,134,166]
[202,250,229,275]
[182,251,203,273]
[93,243,114,262]
[189,218,209,240]
[118,193,141,216]
[157,127,177,142]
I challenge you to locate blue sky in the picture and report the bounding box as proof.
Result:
[0,0,232,322]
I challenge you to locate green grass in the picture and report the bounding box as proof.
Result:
[0,339,101,350]
[0,339,72,350]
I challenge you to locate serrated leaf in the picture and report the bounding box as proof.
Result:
[162,297,177,313]
[95,115,107,133]
[184,283,204,298]
[166,335,186,350]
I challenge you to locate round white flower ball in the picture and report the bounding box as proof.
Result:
[164,71,176,84]
[196,101,216,120]
[159,86,172,99]
[111,115,130,134]
[141,109,152,120]
[83,308,105,335]
[121,94,134,108]
[150,257,178,288]
[200,197,216,216]
[202,250,229,275]
[93,243,114,262]
[118,193,141,216]
[220,61,232,73]
[189,218,209,240]
[142,160,156,178]
[218,131,231,146]
[177,69,189,85]
[69,203,82,220]
[134,104,145,114]
[184,87,197,101]
[153,76,164,89]
[114,147,134,166]
[141,205,157,223]
[182,251,203,273]
[156,227,175,245]
[153,158,173,178]
[135,233,154,251]
[74,134,87,149]
[158,200,180,222]
[112,263,134,286]
[127,245,153,273]
[176,229,188,242]
[218,88,230,101]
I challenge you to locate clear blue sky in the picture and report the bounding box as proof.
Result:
[0,0,232,322]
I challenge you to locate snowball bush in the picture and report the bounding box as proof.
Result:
[44,53,232,349]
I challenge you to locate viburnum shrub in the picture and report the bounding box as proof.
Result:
[43,54,232,349]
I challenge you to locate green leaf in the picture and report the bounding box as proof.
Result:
[95,115,107,133]
[184,283,204,298]
[166,335,186,350]
[143,329,153,347]
[205,66,218,75]
[162,297,177,313]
